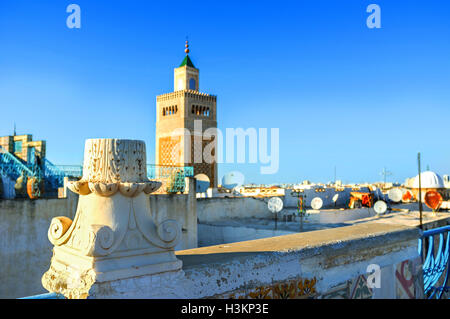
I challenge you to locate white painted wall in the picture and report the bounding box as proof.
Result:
[197,197,271,223]
[319,208,376,223]
[0,192,78,298]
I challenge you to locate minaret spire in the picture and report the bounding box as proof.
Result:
[178,38,195,68]
[185,38,190,55]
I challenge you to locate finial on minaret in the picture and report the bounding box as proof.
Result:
[185,39,190,55]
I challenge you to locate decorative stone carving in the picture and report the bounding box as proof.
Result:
[67,139,158,197]
[42,139,183,298]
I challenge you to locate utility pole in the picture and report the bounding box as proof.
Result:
[292,191,307,232]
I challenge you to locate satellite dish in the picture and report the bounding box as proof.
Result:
[402,189,413,202]
[388,188,403,203]
[194,174,210,193]
[311,197,323,210]
[332,194,339,202]
[268,197,283,213]
[374,200,388,215]
[222,171,245,190]
[424,190,443,212]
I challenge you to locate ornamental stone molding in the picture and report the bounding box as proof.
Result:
[42,139,182,299]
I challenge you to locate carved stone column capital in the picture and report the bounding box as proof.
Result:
[67,139,160,197]
[42,139,182,299]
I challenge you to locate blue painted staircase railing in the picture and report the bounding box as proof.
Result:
[19,292,65,299]
[43,158,68,190]
[419,225,450,299]
[0,145,35,181]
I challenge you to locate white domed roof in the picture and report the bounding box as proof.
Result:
[412,171,444,189]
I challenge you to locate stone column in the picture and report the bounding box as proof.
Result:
[42,139,182,298]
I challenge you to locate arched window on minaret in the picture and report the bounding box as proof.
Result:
[189,78,196,90]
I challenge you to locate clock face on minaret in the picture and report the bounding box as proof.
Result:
[155,41,218,188]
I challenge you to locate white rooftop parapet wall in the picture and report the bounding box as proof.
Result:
[178,223,423,299]
[85,221,425,299]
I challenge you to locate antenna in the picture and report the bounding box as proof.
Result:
[334,165,337,184]
[380,167,393,185]
[13,123,16,136]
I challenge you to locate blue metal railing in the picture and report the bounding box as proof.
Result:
[55,165,83,177]
[146,164,194,179]
[19,292,65,299]
[147,164,194,194]
[419,225,450,299]
[46,164,195,194]
[51,164,195,181]
[0,145,35,180]
[1,152,195,197]
[43,159,70,190]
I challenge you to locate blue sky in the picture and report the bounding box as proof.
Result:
[0,0,449,185]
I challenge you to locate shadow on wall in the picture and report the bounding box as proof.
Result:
[198,224,294,247]
[0,192,78,298]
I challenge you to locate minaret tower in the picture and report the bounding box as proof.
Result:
[155,41,218,188]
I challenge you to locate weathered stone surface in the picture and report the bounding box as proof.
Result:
[41,139,182,298]
[173,222,423,299]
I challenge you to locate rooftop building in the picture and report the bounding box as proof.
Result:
[0,134,46,164]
